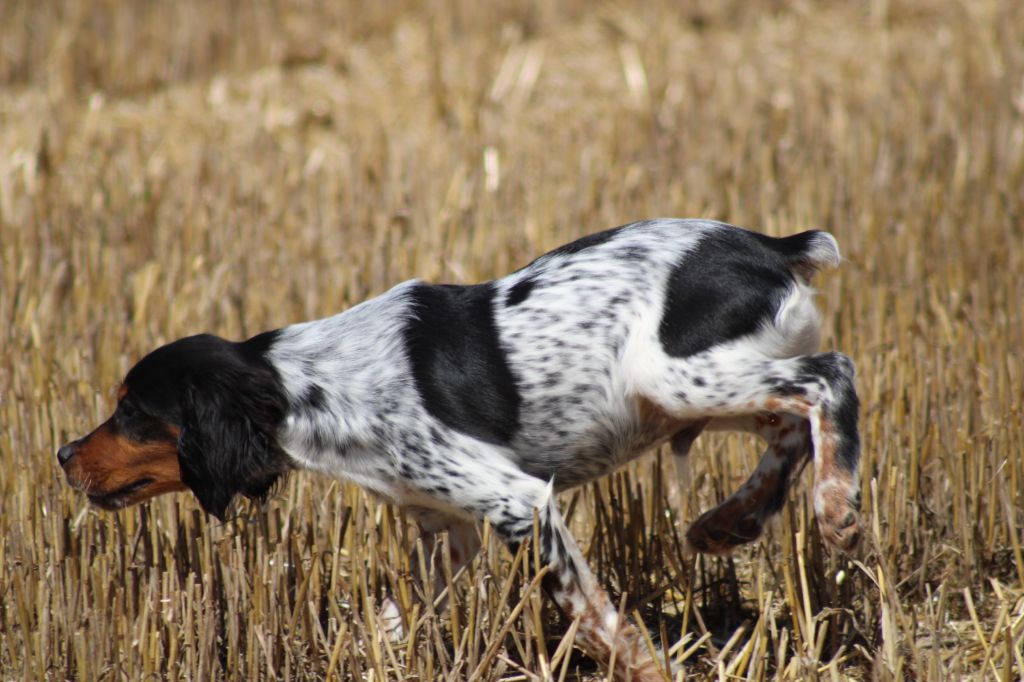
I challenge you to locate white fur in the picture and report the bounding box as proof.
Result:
[257,218,861,678]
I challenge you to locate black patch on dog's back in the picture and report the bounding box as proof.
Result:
[506,276,536,307]
[659,227,796,358]
[405,283,521,444]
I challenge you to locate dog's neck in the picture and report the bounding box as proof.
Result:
[263,281,423,484]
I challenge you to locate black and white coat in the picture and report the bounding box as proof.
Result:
[59,219,862,681]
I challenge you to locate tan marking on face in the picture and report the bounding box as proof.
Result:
[116,384,128,401]
[63,420,185,508]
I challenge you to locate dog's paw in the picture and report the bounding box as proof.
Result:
[815,482,861,551]
[685,499,764,555]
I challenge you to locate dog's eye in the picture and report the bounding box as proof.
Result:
[119,400,138,419]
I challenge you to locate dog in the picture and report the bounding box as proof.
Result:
[58,219,861,680]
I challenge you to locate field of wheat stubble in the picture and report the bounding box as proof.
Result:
[1,1,1022,680]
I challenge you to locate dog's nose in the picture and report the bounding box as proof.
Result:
[57,443,77,467]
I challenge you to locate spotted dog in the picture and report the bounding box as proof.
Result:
[58,219,861,680]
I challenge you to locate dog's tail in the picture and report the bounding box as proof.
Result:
[772,230,841,281]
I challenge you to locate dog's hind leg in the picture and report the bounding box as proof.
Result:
[641,351,862,553]
[683,413,812,554]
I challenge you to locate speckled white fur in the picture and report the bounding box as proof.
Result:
[260,218,860,680]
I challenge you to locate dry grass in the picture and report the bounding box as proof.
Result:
[2,1,1023,679]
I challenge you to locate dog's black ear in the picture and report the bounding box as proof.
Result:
[178,362,289,520]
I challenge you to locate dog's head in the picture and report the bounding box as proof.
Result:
[57,332,290,519]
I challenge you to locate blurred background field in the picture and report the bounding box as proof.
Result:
[1,0,1022,679]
